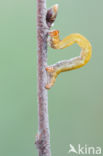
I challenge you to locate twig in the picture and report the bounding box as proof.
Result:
[35,0,58,156]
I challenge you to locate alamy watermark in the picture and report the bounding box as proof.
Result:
[68,144,102,155]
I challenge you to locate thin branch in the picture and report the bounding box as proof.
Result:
[36,0,50,155]
[35,1,58,156]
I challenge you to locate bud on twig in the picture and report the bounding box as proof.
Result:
[46,4,59,27]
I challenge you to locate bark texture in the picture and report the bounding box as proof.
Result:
[36,0,51,156]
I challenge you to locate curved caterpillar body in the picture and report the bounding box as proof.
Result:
[45,30,92,89]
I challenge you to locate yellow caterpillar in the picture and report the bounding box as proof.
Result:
[45,30,92,89]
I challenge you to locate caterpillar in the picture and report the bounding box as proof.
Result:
[45,30,92,89]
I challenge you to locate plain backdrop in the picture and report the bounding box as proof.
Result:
[0,0,103,156]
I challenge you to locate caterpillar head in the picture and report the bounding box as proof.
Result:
[48,30,60,49]
[48,30,59,37]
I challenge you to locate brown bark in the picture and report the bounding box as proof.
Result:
[35,0,51,156]
[35,1,58,155]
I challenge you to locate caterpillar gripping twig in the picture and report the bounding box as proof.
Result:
[45,30,92,89]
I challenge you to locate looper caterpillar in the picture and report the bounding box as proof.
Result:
[45,30,92,89]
